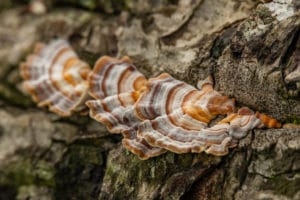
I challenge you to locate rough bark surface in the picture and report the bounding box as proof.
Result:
[0,0,299,200]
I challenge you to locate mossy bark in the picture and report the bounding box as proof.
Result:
[0,1,299,199]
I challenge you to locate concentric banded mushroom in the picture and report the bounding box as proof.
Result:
[20,39,90,116]
[86,56,166,159]
[20,42,281,160]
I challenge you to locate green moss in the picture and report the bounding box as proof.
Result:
[0,159,55,188]
[263,173,300,198]
[34,161,55,187]
[67,145,103,165]
[284,115,300,125]
[0,83,33,107]
[54,144,104,199]
[176,154,194,168]
[105,165,114,177]
[78,0,97,10]
[0,160,35,186]
[100,146,223,199]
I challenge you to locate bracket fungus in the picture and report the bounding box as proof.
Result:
[20,39,91,116]
[20,39,281,160]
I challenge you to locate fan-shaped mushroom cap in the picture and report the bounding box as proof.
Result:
[86,56,165,160]
[20,39,90,116]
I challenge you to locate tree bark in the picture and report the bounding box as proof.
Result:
[0,0,299,199]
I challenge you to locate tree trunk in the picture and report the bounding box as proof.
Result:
[0,0,299,199]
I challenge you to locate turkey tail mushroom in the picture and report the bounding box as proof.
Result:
[86,56,165,160]
[20,47,281,160]
[20,39,90,116]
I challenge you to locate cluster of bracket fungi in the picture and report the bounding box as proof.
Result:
[20,39,281,160]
